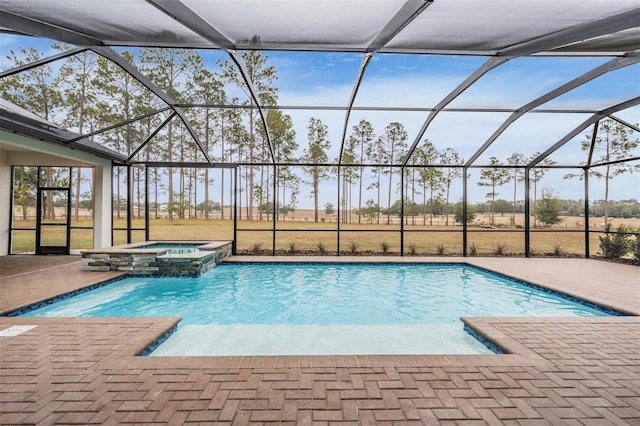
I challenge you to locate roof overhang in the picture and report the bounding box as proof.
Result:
[0,99,126,161]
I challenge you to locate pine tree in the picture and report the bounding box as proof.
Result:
[536,188,562,227]
[506,152,526,225]
[57,47,99,220]
[266,110,298,220]
[217,52,278,220]
[414,142,441,226]
[531,153,555,227]
[439,148,463,226]
[379,122,408,224]
[138,48,202,219]
[478,157,510,226]
[565,119,639,226]
[367,136,385,224]
[340,143,357,224]
[303,118,331,223]
[187,62,226,220]
[347,120,375,224]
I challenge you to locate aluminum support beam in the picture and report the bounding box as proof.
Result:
[144,0,236,50]
[402,56,511,166]
[338,53,373,164]
[143,0,274,163]
[175,104,602,114]
[126,112,177,163]
[591,156,640,168]
[523,169,530,257]
[90,46,213,165]
[584,171,590,258]
[529,96,640,168]
[227,51,275,163]
[498,9,640,57]
[462,166,468,256]
[89,46,174,107]
[366,0,432,52]
[67,107,172,144]
[126,164,133,243]
[132,161,237,168]
[0,11,104,47]
[338,0,431,166]
[465,52,640,167]
[609,114,640,133]
[586,121,599,167]
[0,47,88,78]
[404,8,640,167]
[145,165,150,241]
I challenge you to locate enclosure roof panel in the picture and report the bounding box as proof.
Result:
[386,0,640,54]
[0,0,638,54]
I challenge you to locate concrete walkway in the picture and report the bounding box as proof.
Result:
[1,255,638,424]
[0,255,124,314]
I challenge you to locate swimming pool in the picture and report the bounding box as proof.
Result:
[18,263,618,355]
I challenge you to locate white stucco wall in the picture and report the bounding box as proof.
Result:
[1,130,113,254]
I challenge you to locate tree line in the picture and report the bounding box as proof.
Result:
[2,46,637,225]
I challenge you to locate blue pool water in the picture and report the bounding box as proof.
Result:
[141,243,200,254]
[18,263,616,355]
[21,263,612,323]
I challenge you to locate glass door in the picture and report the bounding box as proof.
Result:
[36,188,70,254]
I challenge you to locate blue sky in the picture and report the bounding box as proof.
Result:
[247,50,639,205]
[2,34,639,205]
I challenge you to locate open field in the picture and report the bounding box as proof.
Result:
[13,206,640,229]
[9,211,639,257]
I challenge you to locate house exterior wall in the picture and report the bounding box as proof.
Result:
[0,130,113,254]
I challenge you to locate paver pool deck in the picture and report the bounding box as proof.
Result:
[1,255,639,425]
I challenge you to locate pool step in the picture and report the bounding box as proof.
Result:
[148,323,493,356]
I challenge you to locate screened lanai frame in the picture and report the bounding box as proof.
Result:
[1,0,639,256]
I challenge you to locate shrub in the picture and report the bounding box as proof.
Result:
[381,241,390,254]
[552,244,564,257]
[631,233,640,263]
[493,244,507,256]
[287,241,297,254]
[408,242,417,255]
[468,243,478,256]
[348,241,358,255]
[436,243,446,255]
[317,242,327,255]
[454,201,476,224]
[599,224,630,260]
[250,242,262,254]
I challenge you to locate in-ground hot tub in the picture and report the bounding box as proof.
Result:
[81,241,233,276]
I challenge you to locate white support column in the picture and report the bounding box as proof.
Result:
[93,164,112,248]
[0,150,11,255]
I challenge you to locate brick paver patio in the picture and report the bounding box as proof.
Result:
[1,256,639,424]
